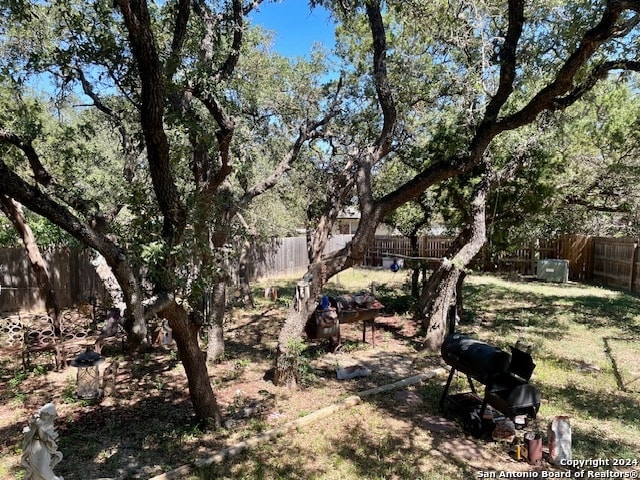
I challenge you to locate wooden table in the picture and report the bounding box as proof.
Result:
[338,307,384,347]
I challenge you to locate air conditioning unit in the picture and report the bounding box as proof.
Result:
[536,259,569,283]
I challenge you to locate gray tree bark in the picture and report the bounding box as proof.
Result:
[0,196,61,331]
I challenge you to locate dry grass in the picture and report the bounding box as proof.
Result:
[1,269,639,479]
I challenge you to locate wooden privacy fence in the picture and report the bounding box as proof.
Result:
[490,235,593,280]
[363,236,453,267]
[247,235,354,280]
[494,234,640,288]
[591,237,640,290]
[0,249,108,313]
[221,232,632,292]
[2,234,640,313]
[0,236,355,312]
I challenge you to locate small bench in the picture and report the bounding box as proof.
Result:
[3,315,97,371]
[21,315,63,370]
[58,325,97,368]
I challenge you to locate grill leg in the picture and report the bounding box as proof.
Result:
[439,367,456,410]
[466,375,477,395]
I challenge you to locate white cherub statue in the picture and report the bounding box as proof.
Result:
[21,403,64,480]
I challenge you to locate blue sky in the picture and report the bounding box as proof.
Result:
[248,2,336,58]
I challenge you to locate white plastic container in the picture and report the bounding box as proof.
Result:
[548,416,572,464]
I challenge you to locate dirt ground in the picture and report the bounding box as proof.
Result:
[0,304,562,479]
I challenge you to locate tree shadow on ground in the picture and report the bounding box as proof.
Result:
[194,385,479,480]
[538,382,640,425]
[0,384,213,480]
[54,395,213,480]
[0,344,219,480]
[464,280,640,344]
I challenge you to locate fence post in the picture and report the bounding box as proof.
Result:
[629,241,639,292]
[586,236,594,281]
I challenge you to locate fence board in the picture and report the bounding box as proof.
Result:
[364,235,453,266]
[559,234,592,281]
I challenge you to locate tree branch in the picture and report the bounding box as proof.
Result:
[564,194,632,213]
[554,59,640,109]
[365,0,396,155]
[75,66,117,118]
[116,0,186,241]
[190,90,235,194]
[242,0,263,16]
[482,0,524,123]
[0,128,51,185]
[497,0,633,132]
[0,126,113,227]
[0,159,119,255]
[242,83,343,203]
[216,0,244,80]
[166,0,192,80]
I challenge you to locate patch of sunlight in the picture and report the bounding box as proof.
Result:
[467,274,625,300]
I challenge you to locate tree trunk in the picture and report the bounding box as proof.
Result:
[110,259,147,348]
[206,282,226,364]
[411,268,421,300]
[418,184,489,352]
[201,228,233,364]
[237,238,254,309]
[91,252,126,310]
[455,270,466,321]
[0,196,61,330]
[409,232,420,299]
[418,261,466,351]
[274,307,311,388]
[274,264,324,387]
[162,301,223,428]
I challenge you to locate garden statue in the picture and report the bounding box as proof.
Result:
[21,403,64,480]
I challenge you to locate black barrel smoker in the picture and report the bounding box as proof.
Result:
[439,331,541,434]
